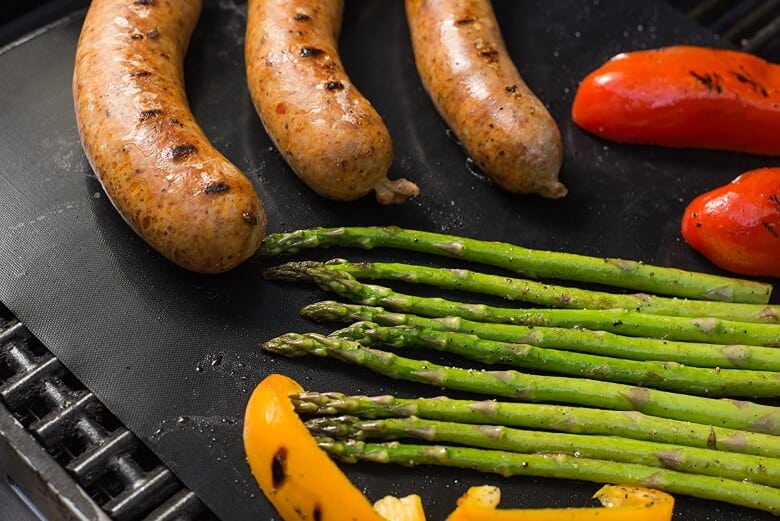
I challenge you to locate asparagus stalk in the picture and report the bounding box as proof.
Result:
[318,438,780,515]
[332,322,780,398]
[256,226,773,304]
[292,392,780,458]
[261,333,780,433]
[302,301,780,371]
[265,264,780,346]
[306,415,780,487]
[318,260,778,324]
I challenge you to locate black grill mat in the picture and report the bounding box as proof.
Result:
[0,1,776,519]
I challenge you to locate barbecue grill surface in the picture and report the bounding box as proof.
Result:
[0,1,777,519]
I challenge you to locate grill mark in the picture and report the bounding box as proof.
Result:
[131,70,152,77]
[690,71,723,93]
[730,71,769,97]
[300,47,325,58]
[294,13,311,21]
[325,81,344,91]
[204,182,231,194]
[479,48,499,64]
[168,144,197,161]
[139,109,163,121]
[134,0,154,5]
[763,221,779,238]
[271,447,287,488]
[455,16,477,25]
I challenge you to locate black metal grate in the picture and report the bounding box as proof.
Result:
[0,303,217,521]
[667,0,780,60]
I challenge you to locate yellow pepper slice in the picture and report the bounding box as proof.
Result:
[446,484,674,521]
[374,494,427,521]
[243,374,386,521]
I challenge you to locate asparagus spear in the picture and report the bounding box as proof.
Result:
[319,438,780,515]
[292,392,780,458]
[306,415,780,487]
[302,301,780,371]
[256,226,773,304]
[265,264,780,346]
[317,260,778,324]
[261,333,780,433]
[332,322,780,397]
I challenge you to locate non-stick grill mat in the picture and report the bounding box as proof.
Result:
[0,1,775,519]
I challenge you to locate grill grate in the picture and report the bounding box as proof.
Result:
[0,303,217,521]
[667,0,780,59]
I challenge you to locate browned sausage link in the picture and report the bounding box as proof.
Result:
[73,0,266,273]
[245,0,419,204]
[406,0,566,198]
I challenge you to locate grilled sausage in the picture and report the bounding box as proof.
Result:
[245,0,419,204]
[73,0,266,273]
[406,0,566,198]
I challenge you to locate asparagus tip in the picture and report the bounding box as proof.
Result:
[262,261,324,282]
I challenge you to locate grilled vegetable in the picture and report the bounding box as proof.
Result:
[306,415,780,487]
[446,484,674,521]
[274,259,779,323]
[682,167,780,277]
[572,46,780,156]
[260,333,780,433]
[319,439,780,514]
[301,301,780,371]
[292,391,780,459]
[256,226,772,303]
[243,374,385,521]
[332,321,780,397]
[264,263,780,346]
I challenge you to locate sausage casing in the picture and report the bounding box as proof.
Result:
[73,0,266,273]
[406,0,566,198]
[245,0,419,204]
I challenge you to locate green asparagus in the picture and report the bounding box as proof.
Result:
[261,333,780,433]
[292,392,780,458]
[306,415,780,487]
[256,226,773,303]
[314,260,778,324]
[265,264,780,346]
[301,301,780,371]
[319,438,780,514]
[332,322,780,397]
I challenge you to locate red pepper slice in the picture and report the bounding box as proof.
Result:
[681,167,780,277]
[572,46,780,155]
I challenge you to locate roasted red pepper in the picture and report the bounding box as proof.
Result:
[572,46,780,155]
[681,167,780,277]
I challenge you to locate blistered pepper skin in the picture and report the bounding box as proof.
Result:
[572,46,780,156]
[681,168,780,277]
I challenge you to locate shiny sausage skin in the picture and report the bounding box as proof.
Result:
[73,0,266,273]
[406,0,566,198]
[245,0,419,204]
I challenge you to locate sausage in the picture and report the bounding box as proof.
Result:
[406,0,566,198]
[73,0,266,273]
[245,0,419,204]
